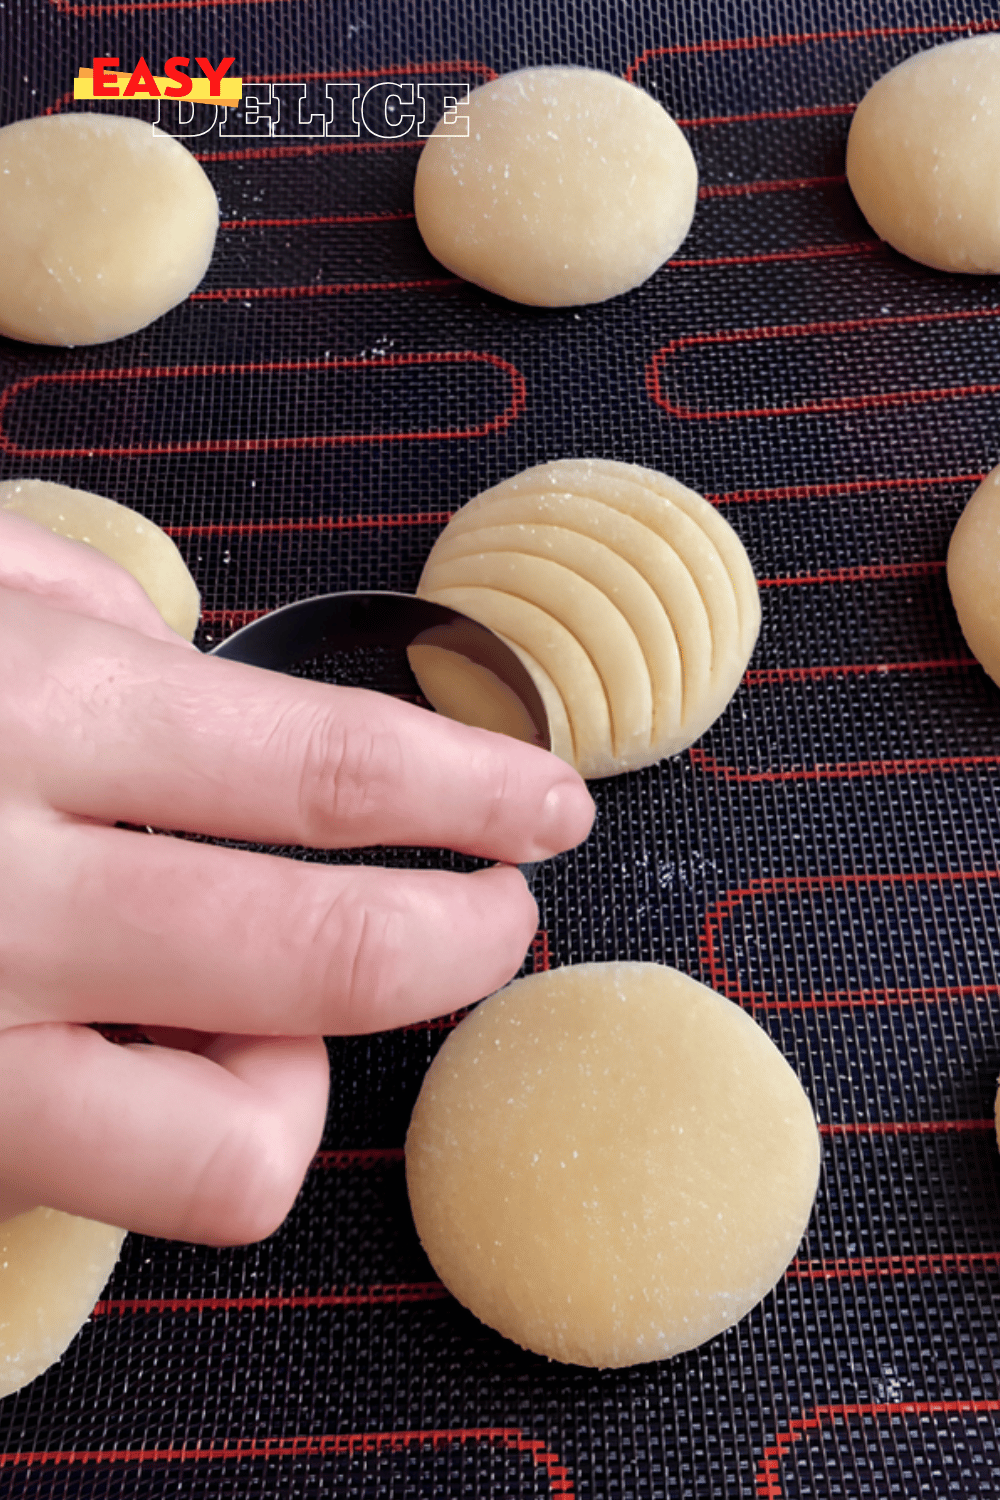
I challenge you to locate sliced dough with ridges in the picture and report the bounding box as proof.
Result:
[422,527,681,743]
[520,457,761,663]
[417,461,759,776]
[486,464,741,675]
[614,462,760,645]
[425,505,701,741]
[424,554,651,763]
[425,584,619,775]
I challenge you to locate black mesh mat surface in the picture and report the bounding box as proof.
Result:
[4,1,1000,1495]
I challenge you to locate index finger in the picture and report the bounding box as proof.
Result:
[16,592,594,863]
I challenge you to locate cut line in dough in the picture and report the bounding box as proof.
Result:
[415,459,759,778]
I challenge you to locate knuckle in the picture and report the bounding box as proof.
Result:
[305,881,403,1034]
[286,702,401,843]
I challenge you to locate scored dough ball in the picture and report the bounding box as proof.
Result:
[414,67,698,306]
[947,462,1000,684]
[406,962,820,1368]
[846,36,1000,273]
[0,477,201,639]
[0,1207,125,1398]
[0,112,219,344]
[414,458,760,778]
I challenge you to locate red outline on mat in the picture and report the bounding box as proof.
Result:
[94,1285,447,1314]
[191,278,455,299]
[647,309,1000,420]
[698,174,845,200]
[708,471,986,506]
[625,22,1000,81]
[169,512,455,540]
[672,242,881,270]
[313,1147,405,1168]
[0,1429,574,1494]
[220,209,416,230]
[700,869,1000,1007]
[688,746,1000,783]
[0,353,527,458]
[742,660,974,686]
[788,1251,1000,1282]
[754,1403,1000,1499]
[757,562,945,588]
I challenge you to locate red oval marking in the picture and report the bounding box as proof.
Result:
[755,1403,1000,1500]
[0,1429,574,1496]
[626,22,1000,80]
[701,870,1000,1007]
[94,1284,446,1313]
[647,310,1000,420]
[0,353,527,458]
[709,472,986,506]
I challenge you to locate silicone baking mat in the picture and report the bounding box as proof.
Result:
[4,0,1000,1494]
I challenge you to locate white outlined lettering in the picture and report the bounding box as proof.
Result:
[211,80,470,141]
[357,82,416,139]
[416,83,470,136]
[325,82,361,138]
[219,83,277,137]
[152,100,219,137]
[271,82,327,138]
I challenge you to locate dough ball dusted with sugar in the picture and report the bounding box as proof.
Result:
[846,36,1000,273]
[0,112,219,345]
[0,478,201,639]
[414,67,698,306]
[414,458,760,778]
[406,962,820,1368]
[947,462,1000,684]
[0,1207,125,1398]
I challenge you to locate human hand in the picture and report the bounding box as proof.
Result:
[0,513,594,1244]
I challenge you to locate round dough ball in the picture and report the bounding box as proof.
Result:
[846,37,1000,273]
[0,1207,125,1398]
[414,458,760,778]
[406,962,820,1368]
[414,67,698,306]
[0,112,219,344]
[0,477,201,639]
[947,462,1000,684]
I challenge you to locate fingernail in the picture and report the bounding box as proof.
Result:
[535,777,595,857]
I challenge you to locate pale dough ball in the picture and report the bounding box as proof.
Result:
[414,458,760,778]
[0,112,219,344]
[947,462,1000,684]
[406,962,820,1368]
[0,1207,125,1398]
[846,37,1000,273]
[414,67,698,306]
[0,478,201,639]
